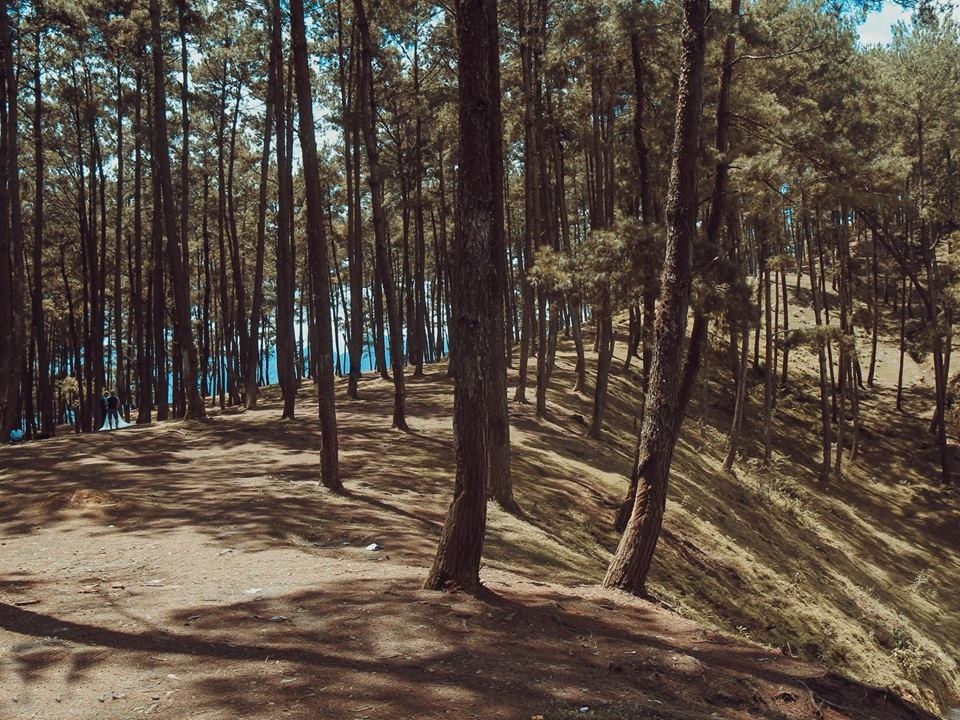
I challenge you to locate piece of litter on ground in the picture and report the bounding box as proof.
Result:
[269,615,289,622]
[166,674,180,681]
[245,588,262,595]
[579,707,590,713]
[366,543,382,552]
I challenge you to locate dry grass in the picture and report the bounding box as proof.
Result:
[249,300,960,716]
[500,277,960,715]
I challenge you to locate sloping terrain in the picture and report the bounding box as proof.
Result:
[0,290,957,719]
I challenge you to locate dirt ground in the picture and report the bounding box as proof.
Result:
[0,357,947,720]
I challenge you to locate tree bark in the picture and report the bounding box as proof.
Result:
[337,0,363,400]
[149,0,205,420]
[244,21,276,411]
[803,199,831,481]
[603,0,709,594]
[354,0,408,429]
[32,29,53,436]
[291,0,342,491]
[426,0,506,592]
[113,62,125,412]
[274,0,297,420]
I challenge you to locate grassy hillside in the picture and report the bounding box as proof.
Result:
[489,279,960,714]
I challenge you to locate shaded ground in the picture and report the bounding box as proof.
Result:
[1,274,958,718]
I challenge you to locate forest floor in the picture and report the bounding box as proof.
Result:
[1,281,959,720]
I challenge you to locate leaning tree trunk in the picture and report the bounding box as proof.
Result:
[426,0,506,592]
[603,0,709,594]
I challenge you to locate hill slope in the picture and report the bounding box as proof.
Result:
[0,292,958,719]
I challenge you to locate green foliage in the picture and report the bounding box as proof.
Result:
[59,376,80,409]
[533,217,663,310]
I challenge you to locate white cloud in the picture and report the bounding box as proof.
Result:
[857,2,910,46]
[858,1,960,46]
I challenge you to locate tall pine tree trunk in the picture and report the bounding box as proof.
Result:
[803,198,831,481]
[337,0,363,400]
[113,62,125,410]
[354,0,408,429]
[603,0,709,594]
[32,30,54,436]
[274,0,297,420]
[426,0,506,592]
[149,0,205,420]
[291,0,342,491]
[244,23,276,411]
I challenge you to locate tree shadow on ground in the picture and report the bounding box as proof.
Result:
[0,571,939,720]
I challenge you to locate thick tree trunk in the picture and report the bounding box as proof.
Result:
[426,0,506,592]
[603,0,709,594]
